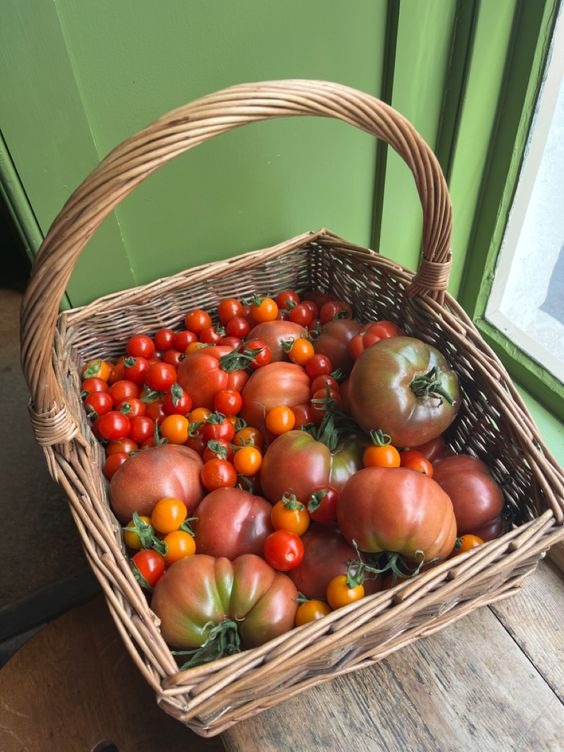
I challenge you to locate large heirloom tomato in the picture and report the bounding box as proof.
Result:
[151,554,298,653]
[110,445,204,522]
[240,363,311,428]
[247,321,307,361]
[194,487,273,559]
[348,336,460,447]
[432,454,504,535]
[177,345,248,409]
[260,429,365,503]
[337,467,457,561]
[313,319,363,375]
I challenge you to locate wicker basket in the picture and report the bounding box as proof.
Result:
[20,81,564,737]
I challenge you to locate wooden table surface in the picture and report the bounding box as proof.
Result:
[1,560,562,752]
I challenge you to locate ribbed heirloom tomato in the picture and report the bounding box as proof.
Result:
[177,346,249,410]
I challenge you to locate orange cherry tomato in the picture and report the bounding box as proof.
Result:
[265,405,296,435]
[400,449,434,477]
[163,530,196,566]
[326,575,365,609]
[189,407,211,425]
[363,431,401,468]
[123,515,153,550]
[450,534,485,557]
[288,337,315,366]
[160,414,190,444]
[81,359,112,382]
[271,494,310,536]
[295,599,332,626]
[250,296,279,323]
[233,445,263,476]
[233,426,263,450]
[151,497,188,534]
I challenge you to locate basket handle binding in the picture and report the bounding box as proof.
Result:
[20,79,452,430]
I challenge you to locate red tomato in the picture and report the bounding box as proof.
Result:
[184,308,212,333]
[199,325,224,345]
[264,530,304,571]
[218,298,244,324]
[240,363,311,428]
[244,339,272,369]
[173,330,197,351]
[201,458,238,491]
[220,335,243,349]
[226,316,251,339]
[106,437,138,456]
[288,302,314,327]
[96,411,131,441]
[319,300,353,324]
[313,319,363,375]
[163,349,185,367]
[145,400,166,425]
[84,391,113,419]
[203,438,235,463]
[214,389,243,416]
[202,413,236,443]
[195,488,273,559]
[109,380,140,403]
[154,328,175,351]
[123,356,149,385]
[162,385,193,416]
[275,290,300,310]
[126,335,155,359]
[414,435,454,462]
[291,403,316,429]
[400,449,434,477]
[337,467,457,561]
[307,486,339,525]
[364,320,404,340]
[432,455,505,535]
[151,554,298,651]
[247,321,307,362]
[131,549,165,587]
[145,362,177,391]
[103,452,129,480]
[305,353,333,380]
[177,345,248,410]
[81,377,108,397]
[310,374,339,394]
[117,398,146,418]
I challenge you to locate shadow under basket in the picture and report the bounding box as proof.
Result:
[19,81,563,737]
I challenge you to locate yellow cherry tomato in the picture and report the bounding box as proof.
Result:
[123,515,152,550]
[295,599,332,626]
[271,494,310,536]
[160,414,190,444]
[326,574,365,610]
[189,407,211,425]
[163,530,196,566]
[266,405,296,435]
[151,497,188,534]
[233,445,263,476]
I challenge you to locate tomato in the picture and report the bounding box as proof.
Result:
[240,362,311,428]
[287,338,315,366]
[286,527,355,599]
[302,289,335,309]
[250,297,279,323]
[131,549,165,588]
[400,449,433,477]
[348,337,460,446]
[305,354,333,380]
[319,300,353,324]
[154,328,175,351]
[233,445,263,476]
[432,454,505,535]
[96,411,131,441]
[214,388,242,416]
[363,431,401,469]
[326,575,364,609]
[173,330,197,351]
[220,335,243,349]
[162,384,192,416]
[275,290,300,310]
[244,339,272,369]
[265,405,296,435]
[295,599,331,626]
[164,530,196,566]
[198,325,222,345]
[291,403,316,429]
[145,400,166,425]
[110,444,204,522]
[108,359,125,384]
[233,426,263,450]
[264,530,304,571]
[226,316,251,339]
[184,308,212,333]
[413,435,453,462]
[288,302,314,327]
[127,335,155,360]
[158,415,188,444]
[128,415,155,444]
[450,534,484,557]
[203,438,235,463]
[218,297,245,324]
[103,452,129,479]
[246,321,307,362]
[310,374,339,394]
[194,487,273,559]
[151,554,298,652]
[145,362,177,391]
[313,319,363,375]
[469,516,505,542]
[82,359,112,382]
[84,391,113,419]
[151,497,188,534]
[260,429,365,504]
[109,380,140,403]
[348,334,366,361]
[271,494,310,536]
[117,398,146,418]
[202,412,235,443]
[337,467,457,561]
[163,349,184,367]
[350,321,404,360]
[106,437,139,456]
[123,356,149,385]
[201,458,238,491]
[177,345,248,410]
[81,377,108,397]
[307,486,339,526]
[123,514,153,550]
[189,407,211,424]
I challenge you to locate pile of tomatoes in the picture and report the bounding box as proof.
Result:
[79,287,506,665]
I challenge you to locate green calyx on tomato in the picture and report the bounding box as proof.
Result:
[140,387,161,404]
[123,512,168,556]
[280,493,305,511]
[173,619,242,669]
[368,429,392,447]
[409,366,455,405]
[219,346,264,373]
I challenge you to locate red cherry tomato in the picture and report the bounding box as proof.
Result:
[154,328,175,351]
[184,308,212,333]
[244,339,272,369]
[123,356,149,385]
[163,349,185,367]
[84,391,114,419]
[131,549,165,587]
[289,302,314,327]
[400,449,434,477]
[218,298,244,324]
[214,389,243,416]
[126,334,155,359]
[103,452,129,479]
[225,316,251,339]
[162,385,193,416]
[307,486,339,525]
[276,290,301,310]
[201,458,238,491]
[145,362,177,392]
[81,377,108,397]
[117,398,146,418]
[319,300,353,324]
[128,415,155,444]
[305,354,334,380]
[96,411,131,441]
[199,325,224,345]
[264,530,304,571]
[109,380,140,403]
[173,330,197,351]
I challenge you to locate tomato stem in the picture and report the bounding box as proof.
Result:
[369,429,392,446]
[410,366,454,405]
[174,619,241,668]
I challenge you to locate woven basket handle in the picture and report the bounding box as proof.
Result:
[21,79,452,422]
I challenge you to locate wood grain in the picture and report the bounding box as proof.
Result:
[223,562,564,752]
[0,598,221,752]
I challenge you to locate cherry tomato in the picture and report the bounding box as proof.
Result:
[203,438,235,463]
[271,494,310,536]
[276,290,301,310]
[214,388,243,416]
[184,308,212,333]
[160,415,190,444]
[154,328,175,351]
[124,515,153,550]
[326,574,365,609]
[233,445,263,476]
[363,444,401,468]
[291,403,316,429]
[103,452,129,479]
[162,385,193,416]
[81,377,108,397]
[96,411,131,441]
[199,325,224,345]
[319,301,353,324]
[305,354,333,380]
[400,449,434,477]
[186,341,208,354]
[173,330,197,351]
[288,338,315,366]
[201,458,238,491]
[109,380,140,403]
[250,297,279,323]
[189,407,212,425]
[307,487,339,526]
[310,374,339,394]
[106,438,139,456]
[220,335,243,349]
[84,391,113,419]
[163,349,185,367]
[82,359,112,382]
[131,549,165,587]
[218,298,244,324]
[126,334,155,359]
[233,426,263,450]
[311,387,341,416]
[145,362,177,391]
[226,316,251,339]
[289,302,314,327]
[244,339,272,369]
[145,400,166,425]
[128,415,155,444]
[364,320,404,340]
[263,530,304,571]
[108,359,126,384]
[117,398,146,418]
[151,497,188,534]
[202,413,235,443]
[450,534,485,557]
[164,530,196,566]
[265,405,296,435]
[348,333,366,361]
[295,599,332,626]
[123,356,149,385]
